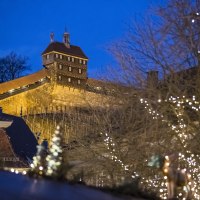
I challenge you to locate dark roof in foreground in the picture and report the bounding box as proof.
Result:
[0,129,16,157]
[42,42,88,59]
[0,112,38,161]
[0,129,28,167]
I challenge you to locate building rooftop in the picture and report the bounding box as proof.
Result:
[0,129,16,158]
[0,69,48,95]
[0,111,38,163]
[42,42,88,59]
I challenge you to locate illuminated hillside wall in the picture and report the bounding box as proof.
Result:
[0,84,115,116]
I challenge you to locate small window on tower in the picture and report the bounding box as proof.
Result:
[78,69,82,74]
[58,75,62,80]
[68,57,70,61]
[68,66,72,72]
[56,54,58,58]
[60,55,62,59]
[59,64,62,69]
[68,77,71,82]
[83,60,86,65]
[72,57,74,62]
[77,79,81,85]
[47,54,50,59]
[79,59,82,64]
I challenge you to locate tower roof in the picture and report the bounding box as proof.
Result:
[42,41,88,59]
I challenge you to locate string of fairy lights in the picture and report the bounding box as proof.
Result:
[100,132,139,179]
[9,95,200,199]
[140,95,200,199]
[46,126,63,176]
[101,95,200,199]
[100,130,168,198]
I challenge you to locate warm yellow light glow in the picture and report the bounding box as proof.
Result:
[22,171,27,175]
[43,51,88,61]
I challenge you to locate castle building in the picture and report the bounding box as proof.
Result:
[0,32,95,101]
[42,32,88,87]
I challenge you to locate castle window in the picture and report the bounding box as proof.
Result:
[68,57,70,61]
[56,54,58,58]
[78,68,82,74]
[79,59,82,64]
[59,64,62,69]
[83,60,86,65]
[68,66,72,72]
[58,75,62,80]
[60,54,62,59]
[46,54,50,59]
[77,79,81,84]
[68,77,71,82]
[72,57,74,62]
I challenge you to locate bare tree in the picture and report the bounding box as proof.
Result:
[109,0,200,88]
[105,0,200,198]
[0,51,30,82]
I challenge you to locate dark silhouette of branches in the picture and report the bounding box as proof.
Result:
[0,52,30,83]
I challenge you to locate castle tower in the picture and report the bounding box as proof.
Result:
[63,32,70,48]
[42,32,88,88]
[50,32,54,43]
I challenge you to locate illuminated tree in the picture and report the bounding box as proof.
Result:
[140,95,200,199]
[105,0,200,198]
[100,132,139,179]
[30,143,47,176]
[46,125,63,177]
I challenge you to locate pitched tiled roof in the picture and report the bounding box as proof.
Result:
[42,42,88,59]
[0,69,48,94]
[0,129,16,157]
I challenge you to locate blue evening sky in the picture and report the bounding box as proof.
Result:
[0,0,163,78]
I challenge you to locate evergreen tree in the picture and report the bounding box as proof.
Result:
[46,125,63,177]
[30,143,47,176]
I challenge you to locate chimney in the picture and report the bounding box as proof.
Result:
[50,32,54,43]
[63,32,70,48]
[147,70,158,88]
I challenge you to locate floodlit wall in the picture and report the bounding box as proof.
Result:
[0,83,115,116]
